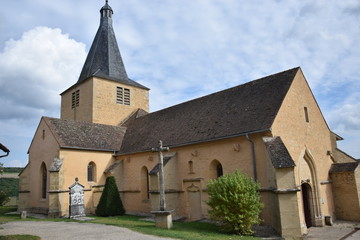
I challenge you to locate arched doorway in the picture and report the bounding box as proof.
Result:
[299,149,323,227]
[301,183,313,228]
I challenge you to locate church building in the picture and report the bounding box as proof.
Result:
[18,2,359,239]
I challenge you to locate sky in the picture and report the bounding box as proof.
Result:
[0,0,359,167]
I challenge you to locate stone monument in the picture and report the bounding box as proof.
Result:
[151,140,173,229]
[69,177,86,219]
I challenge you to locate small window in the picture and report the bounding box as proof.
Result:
[87,162,96,182]
[41,163,47,199]
[72,90,80,109]
[141,166,150,200]
[210,160,223,179]
[116,87,130,105]
[304,107,309,123]
[216,163,223,178]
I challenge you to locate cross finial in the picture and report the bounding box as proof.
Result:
[106,0,108,4]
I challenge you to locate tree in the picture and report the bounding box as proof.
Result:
[95,176,125,216]
[0,191,10,206]
[206,170,263,235]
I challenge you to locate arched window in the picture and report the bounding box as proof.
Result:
[40,162,47,199]
[87,162,96,182]
[210,160,223,179]
[141,166,150,200]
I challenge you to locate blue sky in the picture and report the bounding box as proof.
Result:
[0,0,359,167]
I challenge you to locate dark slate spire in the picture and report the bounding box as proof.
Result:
[77,1,148,89]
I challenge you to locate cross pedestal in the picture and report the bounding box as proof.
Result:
[151,210,173,229]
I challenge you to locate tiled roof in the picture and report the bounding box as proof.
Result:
[118,67,300,154]
[44,117,126,151]
[263,136,296,169]
[329,162,359,173]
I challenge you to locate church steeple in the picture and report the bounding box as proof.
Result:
[77,1,146,89]
[61,1,149,126]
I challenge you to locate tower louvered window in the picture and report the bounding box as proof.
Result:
[116,87,130,105]
[72,90,80,108]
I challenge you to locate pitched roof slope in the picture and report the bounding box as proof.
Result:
[329,162,359,173]
[118,67,300,154]
[44,117,126,151]
[76,2,148,90]
[263,136,296,168]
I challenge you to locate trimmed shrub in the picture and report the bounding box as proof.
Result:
[0,191,10,206]
[206,170,263,235]
[96,176,125,216]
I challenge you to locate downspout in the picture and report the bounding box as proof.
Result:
[246,134,257,182]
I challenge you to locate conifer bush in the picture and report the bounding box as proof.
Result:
[96,176,125,216]
[206,170,263,235]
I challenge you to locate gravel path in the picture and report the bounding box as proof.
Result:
[0,221,176,240]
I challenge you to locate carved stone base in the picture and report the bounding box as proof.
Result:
[151,210,173,229]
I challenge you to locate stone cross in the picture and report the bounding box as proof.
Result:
[151,140,170,211]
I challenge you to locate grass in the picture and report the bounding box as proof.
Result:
[4,198,17,207]
[0,235,40,240]
[85,215,258,240]
[0,207,259,240]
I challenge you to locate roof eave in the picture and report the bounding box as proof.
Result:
[115,128,271,157]
[60,146,118,153]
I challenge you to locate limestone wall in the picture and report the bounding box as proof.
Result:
[55,149,115,216]
[92,77,149,126]
[271,69,335,231]
[60,77,149,126]
[61,79,93,123]
[19,118,61,214]
[114,133,282,230]
[330,170,360,221]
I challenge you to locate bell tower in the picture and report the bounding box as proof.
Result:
[60,0,149,126]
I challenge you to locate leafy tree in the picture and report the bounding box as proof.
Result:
[3,167,23,173]
[0,178,19,197]
[206,170,263,235]
[96,176,125,216]
[0,191,10,206]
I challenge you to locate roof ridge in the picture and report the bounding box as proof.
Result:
[137,67,300,119]
[118,67,300,154]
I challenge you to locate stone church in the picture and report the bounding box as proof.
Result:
[18,1,359,238]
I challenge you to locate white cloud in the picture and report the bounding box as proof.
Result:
[0,26,86,167]
[0,26,86,120]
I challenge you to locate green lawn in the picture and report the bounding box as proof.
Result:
[0,235,40,240]
[0,207,259,240]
